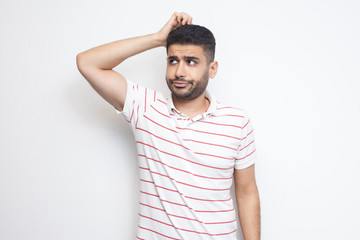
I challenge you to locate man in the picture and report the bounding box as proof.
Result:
[77,12,260,240]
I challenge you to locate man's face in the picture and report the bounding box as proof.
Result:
[166,44,215,101]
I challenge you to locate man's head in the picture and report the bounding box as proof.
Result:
[165,25,218,101]
[166,24,216,64]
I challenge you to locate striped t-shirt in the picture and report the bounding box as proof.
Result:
[119,80,257,240]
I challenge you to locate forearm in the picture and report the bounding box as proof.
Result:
[236,189,261,240]
[77,33,162,70]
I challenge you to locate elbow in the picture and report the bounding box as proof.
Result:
[76,52,86,73]
[76,52,94,78]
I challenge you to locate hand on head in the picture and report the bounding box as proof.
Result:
[156,12,193,47]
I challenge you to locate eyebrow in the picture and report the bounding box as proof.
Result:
[168,55,200,61]
[184,56,200,61]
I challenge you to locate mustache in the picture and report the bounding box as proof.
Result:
[169,78,193,84]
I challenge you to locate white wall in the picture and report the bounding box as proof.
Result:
[1,0,359,239]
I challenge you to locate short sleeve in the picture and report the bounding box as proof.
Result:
[234,112,257,169]
[116,80,145,126]
[116,80,157,129]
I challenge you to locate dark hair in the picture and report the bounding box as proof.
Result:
[166,24,216,64]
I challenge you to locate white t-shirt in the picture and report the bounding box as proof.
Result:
[119,80,257,240]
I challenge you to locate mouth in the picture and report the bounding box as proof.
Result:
[170,79,192,88]
[173,81,189,88]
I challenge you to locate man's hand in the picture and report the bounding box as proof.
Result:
[77,12,192,111]
[156,12,193,47]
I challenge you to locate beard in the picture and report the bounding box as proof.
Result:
[166,71,209,101]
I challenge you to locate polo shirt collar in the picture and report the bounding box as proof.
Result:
[168,90,217,117]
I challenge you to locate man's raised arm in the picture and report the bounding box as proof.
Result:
[76,12,192,111]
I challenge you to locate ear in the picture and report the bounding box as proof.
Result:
[208,61,218,79]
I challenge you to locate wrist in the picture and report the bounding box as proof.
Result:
[152,32,167,47]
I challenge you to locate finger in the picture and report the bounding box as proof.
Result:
[183,13,193,25]
[172,12,192,28]
[172,12,182,25]
[174,13,182,27]
[180,12,191,25]
[187,16,193,25]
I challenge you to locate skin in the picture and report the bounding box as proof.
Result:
[234,165,261,240]
[76,12,260,240]
[166,44,218,118]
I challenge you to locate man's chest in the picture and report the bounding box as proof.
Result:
[135,103,242,167]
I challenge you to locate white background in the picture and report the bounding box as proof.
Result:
[1,0,359,239]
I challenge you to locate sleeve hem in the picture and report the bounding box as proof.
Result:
[115,79,132,120]
[234,155,256,170]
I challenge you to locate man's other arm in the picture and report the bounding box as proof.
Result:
[76,12,192,111]
[234,165,261,240]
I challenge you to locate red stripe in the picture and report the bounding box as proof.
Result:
[138,225,181,240]
[138,154,232,180]
[183,139,237,151]
[183,195,232,202]
[239,140,255,151]
[140,191,188,207]
[137,141,233,170]
[140,178,178,193]
[139,213,174,229]
[140,202,166,213]
[136,127,189,150]
[236,149,256,160]
[242,118,250,129]
[129,108,134,123]
[204,103,209,112]
[140,190,234,213]
[126,99,136,123]
[140,166,232,200]
[205,219,237,224]
[140,202,200,222]
[209,229,238,236]
[136,236,145,240]
[144,115,178,133]
[139,214,237,236]
[212,114,244,118]
[194,152,234,160]
[197,120,243,129]
[195,208,234,213]
[177,180,230,191]
[140,169,230,191]
[140,202,235,224]
[176,127,241,140]
[157,99,167,105]
[241,129,254,141]
[150,105,171,119]
[135,105,140,128]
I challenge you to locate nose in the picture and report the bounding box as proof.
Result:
[175,62,186,78]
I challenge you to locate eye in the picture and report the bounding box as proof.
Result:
[168,59,178,64]
[188,60,196,65]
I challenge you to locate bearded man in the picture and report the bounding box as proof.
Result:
[77,12,260,240]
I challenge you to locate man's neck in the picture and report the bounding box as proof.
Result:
[172,93,210,119]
